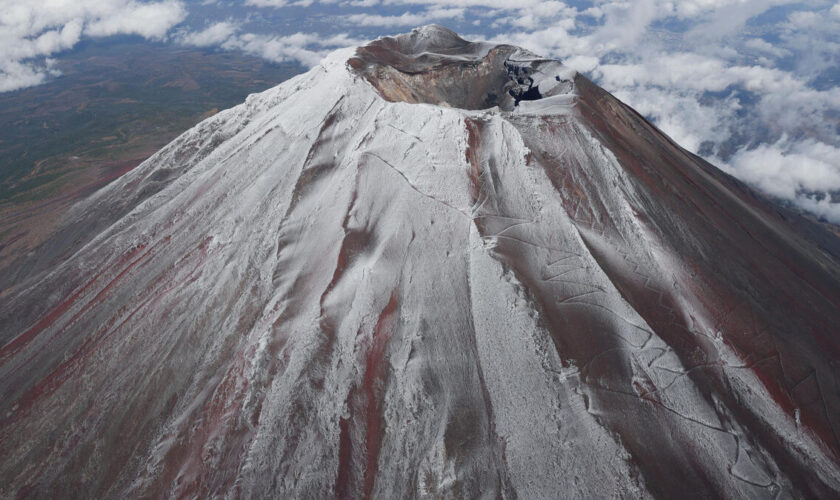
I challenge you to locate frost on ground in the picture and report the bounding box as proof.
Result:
[1,25,840,499]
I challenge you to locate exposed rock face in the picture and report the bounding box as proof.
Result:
[348,27,574,110]
[2,25,840,498]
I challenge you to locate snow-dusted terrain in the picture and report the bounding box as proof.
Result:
[2,26,840,498]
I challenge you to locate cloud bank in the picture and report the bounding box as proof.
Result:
[0,0,186,92]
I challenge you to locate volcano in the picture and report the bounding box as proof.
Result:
[2,26,840,498]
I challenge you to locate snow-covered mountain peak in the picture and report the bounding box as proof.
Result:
[2,27,840,498]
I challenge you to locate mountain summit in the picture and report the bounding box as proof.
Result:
[2,26,840,498]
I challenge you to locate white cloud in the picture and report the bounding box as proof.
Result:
[562,54,599,73]
[788,10,821,28]
[347,8,464,27]
[180,21,239,47]
[744,38,790,59]
[683,0,795,45]
[795,196,840,224]
[245,0,323,6]
[383,0,550,9]
[0,0,186,92]
[725,139,840,222]
[221,31,363,67]
[0,59,59,93]
[493,4,576,30]
[84,1,186,39]
[245,0,289,6]
[585,0,660,50]
[727,141,840,199]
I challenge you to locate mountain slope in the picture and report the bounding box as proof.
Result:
[1,26,840,498]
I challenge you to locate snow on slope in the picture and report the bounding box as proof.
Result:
[1,25,840,498]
